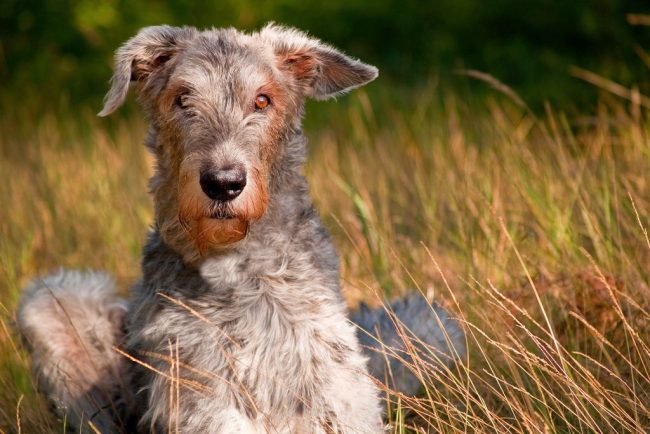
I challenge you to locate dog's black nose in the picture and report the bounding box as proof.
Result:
[199,165,247,202]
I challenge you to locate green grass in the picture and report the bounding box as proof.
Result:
[0,84,648,432]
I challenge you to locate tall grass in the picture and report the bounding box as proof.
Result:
[0,83,648,432]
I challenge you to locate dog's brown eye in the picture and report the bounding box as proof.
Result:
[175,90,191,109]
[254,94,271,111]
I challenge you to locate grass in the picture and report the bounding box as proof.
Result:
[0,81,648,432]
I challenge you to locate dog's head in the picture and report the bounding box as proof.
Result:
[100,24,377,260]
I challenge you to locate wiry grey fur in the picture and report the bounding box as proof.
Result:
[16,24,465,433]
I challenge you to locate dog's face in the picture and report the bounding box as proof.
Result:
[100,25,377,259]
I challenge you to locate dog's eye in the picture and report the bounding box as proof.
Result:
[175,90,191,109]
[254,94,271,111]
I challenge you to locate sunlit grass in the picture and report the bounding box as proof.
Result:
[0,84,648,432]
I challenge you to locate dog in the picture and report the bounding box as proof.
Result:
[16,24,465,433]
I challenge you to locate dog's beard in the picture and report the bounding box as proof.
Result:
[185,217,249,254]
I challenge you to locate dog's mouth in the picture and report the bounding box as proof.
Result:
[207,203,236,220]
[208,210,235,220]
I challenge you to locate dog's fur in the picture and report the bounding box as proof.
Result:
[16,24,465,433]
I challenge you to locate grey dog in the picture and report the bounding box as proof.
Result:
[16,24,465,433]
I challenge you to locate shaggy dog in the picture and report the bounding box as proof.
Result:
[17,24,464,433]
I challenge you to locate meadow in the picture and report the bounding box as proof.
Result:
[0,77,648,432]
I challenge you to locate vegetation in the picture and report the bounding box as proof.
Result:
[1,77,649,431]
[1,1,650,432]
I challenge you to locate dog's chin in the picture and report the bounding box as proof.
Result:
[189,217,249,255]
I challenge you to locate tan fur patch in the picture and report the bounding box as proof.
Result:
[238,166,269,221]
[192,218,249,254]
[282,53,318,82]
[255,80,290,165]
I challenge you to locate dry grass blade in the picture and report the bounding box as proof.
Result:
[15,395,23,434]
[455,69,529,111]
[570,66,650,108]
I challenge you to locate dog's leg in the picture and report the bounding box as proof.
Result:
[16,269,134,433]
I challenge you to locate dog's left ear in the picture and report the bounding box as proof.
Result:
[260,24,378,100]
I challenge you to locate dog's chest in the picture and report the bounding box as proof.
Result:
[137,253,356,419]
[197,264,350,380]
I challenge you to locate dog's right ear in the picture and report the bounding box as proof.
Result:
[260,24,378,100]
[99,25,197,117]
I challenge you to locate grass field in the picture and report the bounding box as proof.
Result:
[0,82,648,432]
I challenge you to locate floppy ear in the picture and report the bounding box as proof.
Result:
[260,24,378,100]
[99,25,197,116]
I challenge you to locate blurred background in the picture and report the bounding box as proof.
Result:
[1,1,650,432]
[2,0,650,111]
